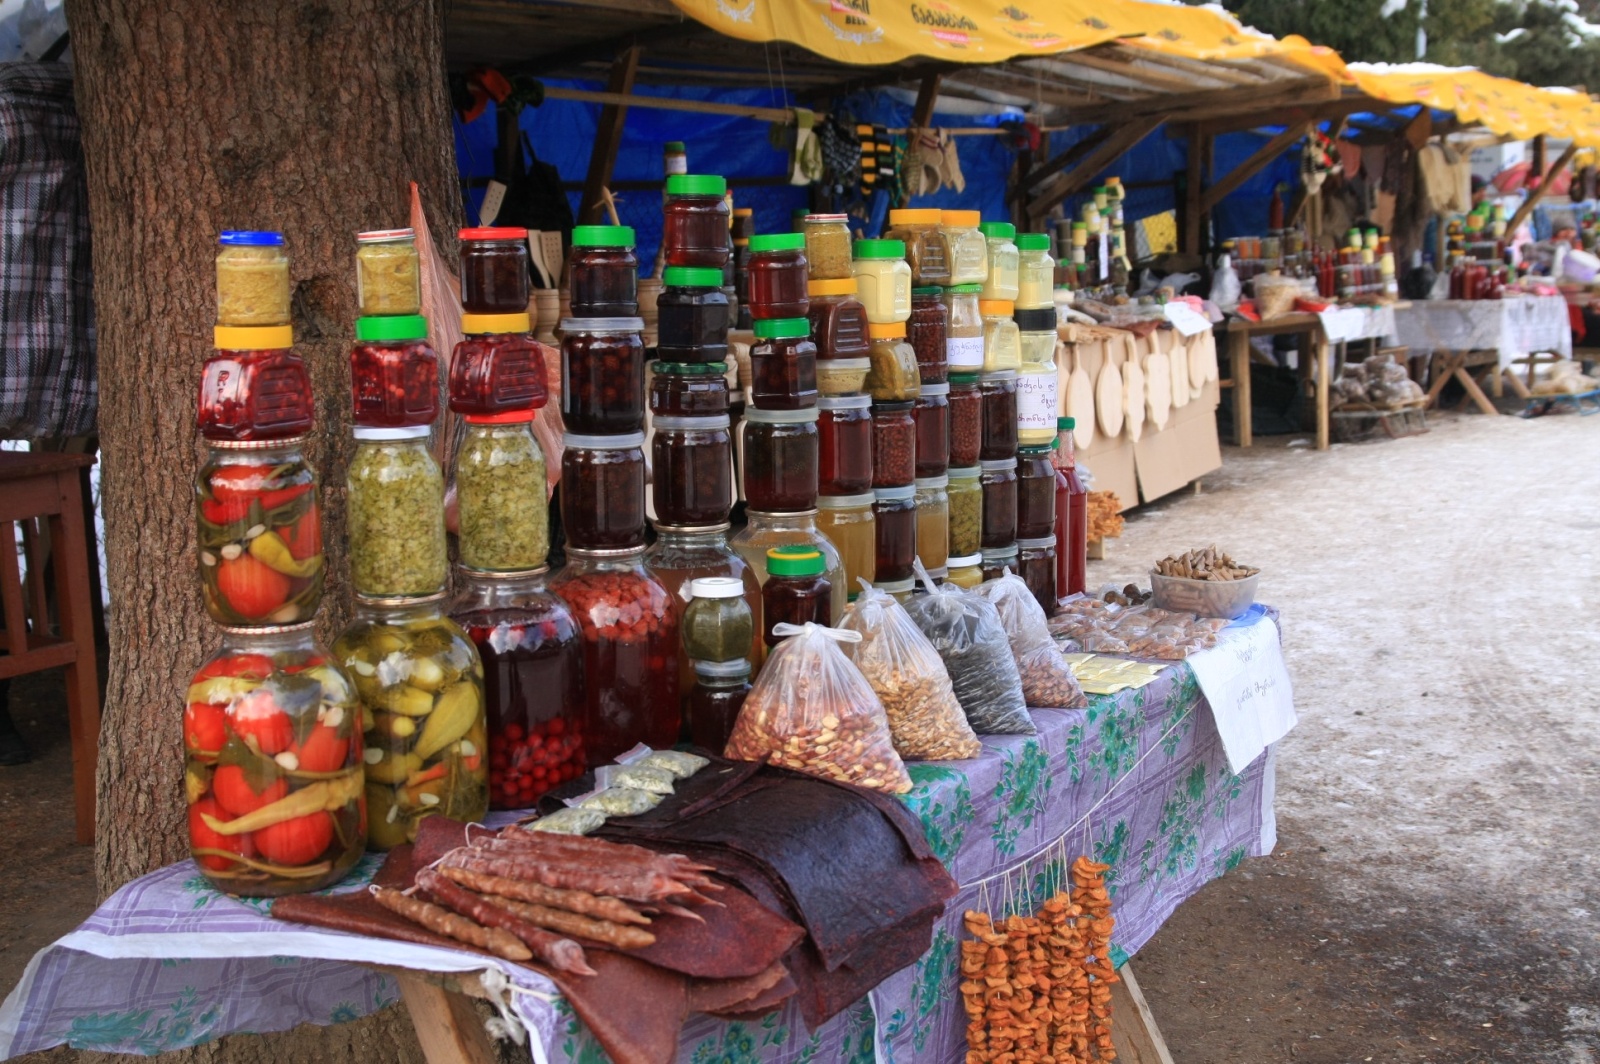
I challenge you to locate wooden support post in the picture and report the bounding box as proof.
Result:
[398,974,499,1064]
[577,46,643,225]
[1314,329,1331,451]
[1182,123,1205,256]
[1507,142,1578,234]
[1201,121,1311,213]
[1229,328,1252,447]
[910,74,941,128]
[1028,116,1163,226]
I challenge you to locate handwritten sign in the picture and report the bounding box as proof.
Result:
[1163,301,1212,337]
[1186,613,1297,775]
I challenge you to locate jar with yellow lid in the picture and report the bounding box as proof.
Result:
[217,231,291,327]
[852,239,912,324]
[884,208,951,286]
[865,321,920,402]
[940,210,988,286]
[980,300,1021,372]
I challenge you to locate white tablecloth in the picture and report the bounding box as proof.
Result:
[1316,304,1397,345]
[1393,295,1572,368]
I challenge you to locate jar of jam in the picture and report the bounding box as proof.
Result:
[184,622,364,895]
[852,239,912,324]
[817,394,873,495]
[355,228,421,317]
[459,227,531,315]
[940,210,988,286]
[914,475,949,573]
[865,321,921,402]
[730,509,845,625]
[200,333,312,442]
[688,659,751,754]
[656,266,731,363]
[807,278,871,360]
[885,208,952,286]
[663,174,731,269]
[350,316,439,428]
[648,526,760,692]
[980,370,1020,461]
[947,464,982,559]
[912,382,949,478]
[560,317,645,434]
[451,315,548,416]
[216,231,290,328]
[945,285,985,372]
[197,439,323,626]
[455,415,550,572]
[817,356,871,397]
[872,485,917,584]
[980,300,1021,372]
[742,406,818,513]
[561,432,646,550]
[871,400,916,489]
[347,426,448,598]
[1017,234,1055,310]
[909,287,948,384]
[650,362,730,416]
[747,232,810,320]
[980,457,1019,549]
[981,544,1019,583]
[569,224,639,317]
[652,414,733,527]
[749,318,819,410]
[681,575,756,664]
[1017,536,1059,617]
[1015,444,1057,541]
[948,372,982,467]
[1015,309,1060,447]
[802,213,853,281]
[762,546,832,648]
[450,567,585,810]
[945,552,983,589]
[548,547,680,764]
[816,492,876,597]
[980,222,1020,302]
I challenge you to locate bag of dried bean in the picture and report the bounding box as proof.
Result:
[903,565,1034,735]
[724,622,912,794]
[839,583,982,761]
[974,570,1088,709]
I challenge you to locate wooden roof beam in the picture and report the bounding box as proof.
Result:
[1108,46,1270,87]
[1027,115,1165,225]
[1507,141,1578,232]
[1023,126,1110,189]
[1062,49,1215,93]
[1200,120,1311,212]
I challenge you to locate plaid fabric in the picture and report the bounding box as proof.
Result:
[0,61,95,439]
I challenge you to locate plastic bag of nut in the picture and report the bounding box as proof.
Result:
[903,563,1034,735]
[839,582,983,761]
[723,622,913,794]
[973,570,1088,710]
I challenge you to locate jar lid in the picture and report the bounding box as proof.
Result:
[354,590,450,608]
[1015,308,1058,333]
[982,369,1020,381]
[867,321,907,340]
[980,299,1016,316]
[817,394,871,411]
[563,431,645,448]
[665,174,727,196]
[565,545,648,560]
[356,314,430,342]
[947,464,981,479]
[947,284,984,294]
[808,278,859,297]
[911,286,943,297]
[914,475,949,489]
[464,410,536,425]
[888,208,941,225]
[1059,416,1075,430]
[941,209,981,227]
[652,521,733,535]
[353,425,431,440]
[1017,233,1051,251]
[804,213,848,223]
[767,545,825,577]
[744,508,819,519]
[733,207,754,217]
[981,545,1019,559]
[948,371,980,384]
[874,577,915,593]
[919,382,950,397]
[874,485,915,501]
[571,224,636,247]
[745,406,819,425]
[947,553,982,568]
[652,413,731,430]
[459,226,528,241]
[665,141,686,153]
[817,492,875,508]
[559,317,645,333]
[461,312,532,336]
[695,658,753,679]
[689,576,746,599]
[661,265,724,288]
[872,399,914,413]
[749,232,805,253]
[1018,535,1056,549]
[854,239,905,260]
[214,324,293,350]
[219,230,284,246]
[752,317,810,340]
[458,564,550,580]
[217,619,316,636]
[655,361,729,375]
[1018,443,1053,456]
[981,457,1017,471]
[206,435,310,451]
[820,356,871,371]
[1072,222,1089,231]
[357,228,415,244]
[979,222,1016,239]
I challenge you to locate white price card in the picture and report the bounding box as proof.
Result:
[1163,301,1212,337]
[1186,612,1297,775]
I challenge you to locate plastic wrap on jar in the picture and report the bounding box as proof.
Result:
[973,570,1087,709]
[901,564,1033,735]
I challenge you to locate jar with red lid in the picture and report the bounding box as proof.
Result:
[818,394,873,495]
[652,414,732,527]
[865,321,921,402]
[980,369,1019,461]
[871,400,916,489]
[872,485,917,584]
[912,382,949,478]
[747,232,810,320]
[980,457,1018,549]
[663,174,731,269]
[656,266,731,363]
[200,328,312,442]
[910,287,949,383]
[561,432,646,550]
[742,406,818,512]
[948,372,982,467]
[548,546,680,764]
[459,227,530,315]
[650,362,729,416]
[1017,536,1058,617]
[450,312,548,416]
[560,317,645,434]
[761,545,832,647]
[569,224,639,317]
[349,315,439,428]
[749,317,818,410]
[1015,444,1056,541]
[806,278,871,360]
[688,659,751,753]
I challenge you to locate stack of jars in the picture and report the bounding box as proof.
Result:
[187,231,365,897]
[1013,234,1062,611]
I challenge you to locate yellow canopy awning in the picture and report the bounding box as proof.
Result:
[1334,63,1600,147]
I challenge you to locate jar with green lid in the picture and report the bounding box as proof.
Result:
[454,413,549,572]
[914,475,949,572]
[1016,233,1055,310]
[864,321,921,402]
[816,492,875,598]
[650,362,729,417]
[947,464,982,558]
[217,231,291,327]
[1015,309,1060,447]
[355,229,421,317]
[852,239,912,324]
[980,222,1019,302]
[648,524,760,682]
[981,544,1019,583]
[945,285,985,372]
[762,545,832,647]
[940,210,988,286]
[731,509,845,625]
[979,299,1021,372]
[347,426,448,597]
[946,552,983,589]
[681,575,756,663]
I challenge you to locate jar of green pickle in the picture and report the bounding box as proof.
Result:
[454,413,550,572]
[945,553,983,589]
[682,577,756,663]
[347,426,448,597]
[947,464,982,559]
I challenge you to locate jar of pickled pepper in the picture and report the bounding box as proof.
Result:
[216,230,290,328]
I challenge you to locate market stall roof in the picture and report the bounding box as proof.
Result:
[1329,63,1600,148]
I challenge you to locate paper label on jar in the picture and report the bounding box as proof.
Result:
[1017,369,1060,431]
[947,335,985,370]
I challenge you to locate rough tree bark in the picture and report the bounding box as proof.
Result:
[63,0,462,1058]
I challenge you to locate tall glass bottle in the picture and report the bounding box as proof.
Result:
[1053,416,1088,596]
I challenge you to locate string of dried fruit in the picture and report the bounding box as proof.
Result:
[1086,491,1124,542]
[1072,856,1117,1060]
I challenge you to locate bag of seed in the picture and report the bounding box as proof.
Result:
[903,564,1034,735]
[839,582,982,761]
[724,622,912,794]
[974,570,1088,709]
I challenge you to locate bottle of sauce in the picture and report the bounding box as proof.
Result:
[1053,416,1087,596]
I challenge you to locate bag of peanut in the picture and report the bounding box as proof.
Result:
[974,570,1088,709]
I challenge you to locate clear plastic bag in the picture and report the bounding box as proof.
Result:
[902,564,1034,735]
[839,582,983,761]
[724,622,913,794]
[974,570,1088,709]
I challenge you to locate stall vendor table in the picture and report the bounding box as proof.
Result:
[1,615,1288,1064]
[1392,295,1572,412]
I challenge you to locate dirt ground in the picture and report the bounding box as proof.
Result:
[3,405,1598,1063]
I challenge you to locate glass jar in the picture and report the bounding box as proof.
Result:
[749,318,819,410]
[980,300,1021,372]
[199,338,313,442]
[731,509,846,626]
[334,595,487,850]
[980,222,1020,302]
[747,233,811,320]
[681,574,756,663]
[852,239,912,324]
[648,526,760,694]
[807,278,872,360]
[663,174,731,268]
[945,285,985,372]
[216,231,290,328]
[650,362,729,416]
[549,547,681,763]
[940,210,988,286]
[569,224,639,317]
[885,208,951,286]
[1015,310,1060,447]
[914,475,949,573]
[184,623,363,895]
[656,266,731,363]
[455,416,550,572]
[762,545,832,647]
[1017,536,1058,617]
[948,372,982,467]
[196,439,323,627]
[802,214,853,280]
[947,465,982,559]
[946,552,983,589]
[909,287,948,384]
[981,544,1019,583]
[652,414,733,527]
[347,427,448,598]
[350,316,439,428]
[871,400,916,489]
[688,659,752,754]
[877,577,916,603]
[872,485,917,584]
[560,317,645,434]
[450,320,549,417]
[1016,233,1055,311]
[355,228,421,317]
[865,322,921,402]
[818,394,873,496]
[561,432,646,550]
[459,227,531,314]
[450,568,585,810]
[980,370,1020,461]
[1015,444,1057,542]
[980,458,1018,550]
[816,493,876,597]
[817,356,871,397]
[912,382,950,478]
[742,406,819,512]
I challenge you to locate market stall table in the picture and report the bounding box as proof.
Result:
[1392,294,1572,411]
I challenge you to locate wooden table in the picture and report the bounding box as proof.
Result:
[1219,313,1332,450]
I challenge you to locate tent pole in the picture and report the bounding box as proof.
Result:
[1182,123,1205,256]
[910,75,942,128]
[578,46,643,225]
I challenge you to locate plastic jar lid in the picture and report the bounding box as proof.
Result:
[1058,416,1074,430]
[661,266,724,288]
[817,394,872,411]
[980,222,1016,239]
[919,382,951,397]
[564,431,646,449]
[665,174,727,196]
[214,324,293,350]
[767,545,825,576]
[689,576,746,599]
[854,239,905,260]
[653,414,732,431]
[804,213,848,223]
[1016,234,1051,251]
[867,321,907,340]
[745,406,820,425]
[980,300,1016,316]
[820,356,871,371]
[219,230,284,246]
[357,228,415,243]
[888,208,941,225]
[749,232,805,253]
[912,286,944,297]
[872,400,914,414]
[695,658,752,679]
[559,317,645,334]
[464,410,536,425]
[808,278,859,297]
[947,553,982,568]
[949,372,981,385]
[1018,536,1056,549]
[817,492,875,509]
[459,226,528,241]
[915,475,949,490]
[947,284,984,294]
[982,369,1020,382]
[753,317,810,340]
[875,577,915,593]
[1014,308,1058,332]
[874,485,915,501]
[655,362,729,378]
[947,465,981,480]
[981,458,1018,472]
[350,314,429,343]
[982,545,1020,560]
[353,425,430,441]
[942,210,981,227]
[571,224,636,247]
[460,312,531,336]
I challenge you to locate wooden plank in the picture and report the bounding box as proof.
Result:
[1229,328,1252,447]
[1201,120,1311,212]
[398,974,500,1064]
[910,74,942,128]
[0,640,76,679]
[1109,45,1267,86]
[50,469,101,845]
[1507,142,1578,234]
[1109,963,1177,1064]
[1028,115,1164,224]
[1454,365,1501,416]
[0,518,28,656]
[1065,49,1211,93]
[1025,127,1110,190]
[545,86,792,123]
[577,47,642,225]
[1315,330,1331,451]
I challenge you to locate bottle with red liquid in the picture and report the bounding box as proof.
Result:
[1053,416,1088,597]
[350,315,439,427]
[201,327,313,442]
